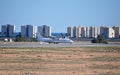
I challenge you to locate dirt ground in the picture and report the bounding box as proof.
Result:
[0,47,120,75]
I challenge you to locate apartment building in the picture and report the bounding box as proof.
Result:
[38,25,51,37]
[67,26,73,37]
[112,26,120,38]
[1,24,15,37]
[21,25,36,38]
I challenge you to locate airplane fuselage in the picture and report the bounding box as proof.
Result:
[36,33,73,44]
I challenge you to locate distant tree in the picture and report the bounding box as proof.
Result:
[97,35,104,43]
[60,33,65,38]
[15,37,25,42]
[32,38,38,42]
[15,33,25,42]
[91,38,99,43]
[16,32,22,38]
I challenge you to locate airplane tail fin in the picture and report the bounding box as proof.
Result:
[36,32,43,40]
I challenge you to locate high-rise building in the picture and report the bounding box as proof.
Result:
[38,26,43,36]
[27,25,36,38]
[89,26,99,38]
[97,27,100,36]
[94,27,98,38]
[38,25,51,37]
[67,26,87,38]
[1,24,15,37]
[100,26,115,38]
[21,26,26,37]
[77,26,82,37]
[112,26,120,38]
[42,25,47,36]
[106,27,115,38]
[73,26,78,38]
[1,25,7,37]
[86,27,89,38]
[21,25,36,38]
[45,26,51,37]
[81,27,86,38]
[66,25,117,38]
[100,26,105,36]
[67,26,73,37]
[89,26,95,38]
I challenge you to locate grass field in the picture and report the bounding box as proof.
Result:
[0,47,120,75]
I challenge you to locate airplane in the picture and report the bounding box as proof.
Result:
[36,33,73,44]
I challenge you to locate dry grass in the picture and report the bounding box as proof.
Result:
[0,47,120,75]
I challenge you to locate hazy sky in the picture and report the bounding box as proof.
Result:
[0,0,120,33]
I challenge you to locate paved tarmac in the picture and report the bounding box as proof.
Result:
[0,42,119,47]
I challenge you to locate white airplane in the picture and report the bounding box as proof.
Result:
[36,33,73,44]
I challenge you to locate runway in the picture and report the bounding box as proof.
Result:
[0,42,119,47]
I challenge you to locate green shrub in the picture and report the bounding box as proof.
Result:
[91,35,108,44]
[101,40,108,44]
[91,38,99,43]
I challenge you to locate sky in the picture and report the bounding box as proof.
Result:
[0,0,120,33]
